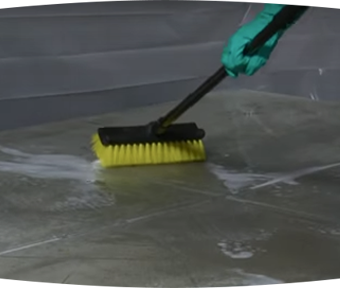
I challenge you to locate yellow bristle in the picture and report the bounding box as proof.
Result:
[91,133,206,168]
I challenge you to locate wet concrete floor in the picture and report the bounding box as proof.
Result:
[0,90,340,286]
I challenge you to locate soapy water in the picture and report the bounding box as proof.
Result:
[211,269,283,286]
[207,163,275,194]
[217,239,268,259]
[217,229,273,259]
[207,162,340,194]
[0,146,114,212]
[234,270,284,288]
[2,145,338,190]
[0,146,102,183]
[1,145,339,212]
[218,241,255,259]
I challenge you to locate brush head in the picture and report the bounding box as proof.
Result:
[91,122,206,168]
[97,122,205,145]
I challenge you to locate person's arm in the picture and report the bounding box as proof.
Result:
[221,4,304,77]
[260,0,292,16]
[259,0,305,27]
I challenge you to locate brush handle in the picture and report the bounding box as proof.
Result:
[155,5,309,134]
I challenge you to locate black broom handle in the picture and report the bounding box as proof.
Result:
[155,5,309,134]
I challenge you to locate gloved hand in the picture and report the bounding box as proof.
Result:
[221,4,286,78]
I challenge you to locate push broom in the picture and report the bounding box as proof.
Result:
[92,5,308,168]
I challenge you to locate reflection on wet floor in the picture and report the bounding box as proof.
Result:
[0,90,340,286]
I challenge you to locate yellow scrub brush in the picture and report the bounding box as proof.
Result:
[92,5,309,168]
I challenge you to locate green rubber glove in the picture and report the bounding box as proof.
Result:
[221,4,286,78]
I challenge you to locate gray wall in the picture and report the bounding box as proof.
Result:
[0,1,338,130]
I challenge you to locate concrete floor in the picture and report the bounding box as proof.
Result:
[0,90,340,286]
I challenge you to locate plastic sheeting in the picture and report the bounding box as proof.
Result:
[0,2,339,130]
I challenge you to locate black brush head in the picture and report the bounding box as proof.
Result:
[97,122,205,146]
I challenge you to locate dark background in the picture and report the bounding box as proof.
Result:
[0,1,337,130]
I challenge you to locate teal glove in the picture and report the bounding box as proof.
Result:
[221,4,286,78]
